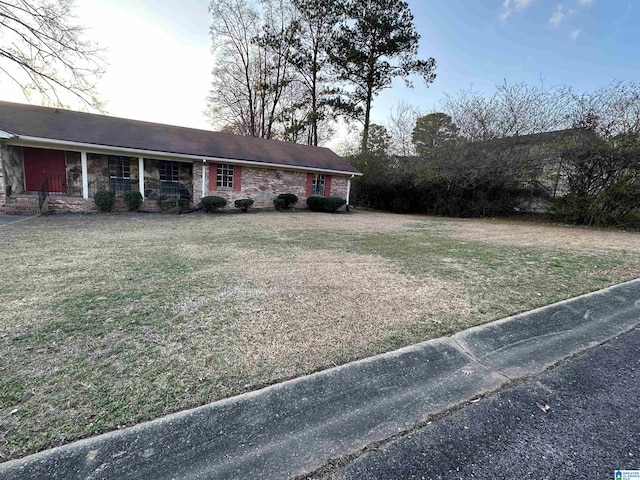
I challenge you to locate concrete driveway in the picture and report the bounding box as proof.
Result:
[0,215,33,227]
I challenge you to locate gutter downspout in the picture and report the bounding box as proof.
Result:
[138,157,145,200]
[346,175,354,212]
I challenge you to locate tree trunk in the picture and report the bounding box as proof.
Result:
[361,85,373,153]
[311,44,319,146]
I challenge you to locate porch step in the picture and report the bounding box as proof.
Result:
[1,195,41,215]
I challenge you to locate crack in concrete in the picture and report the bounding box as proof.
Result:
[449,336,514,382]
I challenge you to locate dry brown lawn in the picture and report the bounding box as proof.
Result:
[444,217,640,251]
[1,209,639,461]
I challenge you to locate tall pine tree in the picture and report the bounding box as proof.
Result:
[330,0,436,153]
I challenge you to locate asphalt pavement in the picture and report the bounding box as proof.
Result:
[332,328,640,480]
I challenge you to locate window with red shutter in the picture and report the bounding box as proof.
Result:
[208,163,217,191]
[306,173,313,197]
[311,174,326,196]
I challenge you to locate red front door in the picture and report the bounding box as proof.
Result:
[23,148,67,192]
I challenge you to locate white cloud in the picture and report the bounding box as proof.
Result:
[504,0,536,8]
[577,0,595,6]
[501,0,536,22]
[569,28,582,41]
[549,4,568,28]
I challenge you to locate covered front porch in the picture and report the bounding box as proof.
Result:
[2,144,194,212]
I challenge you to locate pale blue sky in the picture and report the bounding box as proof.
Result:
[1,0,637,140]
[384,0,639,117]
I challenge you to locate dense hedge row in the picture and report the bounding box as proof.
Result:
[307,196,347,212]
[349,132,640,228]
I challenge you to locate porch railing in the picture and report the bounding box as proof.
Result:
[41,175,83,197]
[35,178,193,201]
[88,179,138,198]
[38,178,49,211]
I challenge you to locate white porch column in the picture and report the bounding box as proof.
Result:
[138,157,145,199]
[201,159,206,198]
[346,176,353,206]
[81,151,89,199]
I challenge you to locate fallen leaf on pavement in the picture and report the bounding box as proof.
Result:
[536,402,551,413]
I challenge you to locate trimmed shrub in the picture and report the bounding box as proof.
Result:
[94,190,115,212]
[123,191,143,211]
[158,195,191,212]
[326,196,347,211]
[234,198,254,212]
[273,198,286,210]
[275,193,298,209]
[157,195,172,212]
[306,196,327,212]
[307,196,347,213]
[202,195,227,212]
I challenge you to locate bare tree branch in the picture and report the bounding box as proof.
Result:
[0,0,105,110]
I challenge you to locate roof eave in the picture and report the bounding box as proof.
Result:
[0,130,15,140]
[9,135,363,177]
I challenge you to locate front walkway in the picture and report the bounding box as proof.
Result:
[0,215,33,227]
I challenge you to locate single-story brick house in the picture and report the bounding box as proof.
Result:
[0,101,361,214]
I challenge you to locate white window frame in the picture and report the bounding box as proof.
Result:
[217,164,234,188]
[312,174,325,196]
[109,157,131,180]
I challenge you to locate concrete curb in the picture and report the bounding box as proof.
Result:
[2,279,639,480]
[453,278,640,378]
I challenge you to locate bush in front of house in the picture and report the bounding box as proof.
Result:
[158,195,191,212]
[234,198,254,212]
[202,195,227,212]
[123,191,143,211]
[307,196,347,212]
[274,193,297,210]
[94,190,115,212]
[326,196,347,212]
[306,196,327,212]
[157,195,171,211]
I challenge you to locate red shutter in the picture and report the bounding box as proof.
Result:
[208,163,217,191]
[324,175,332,197]
[233,165,242,192]
[306,173,313,197]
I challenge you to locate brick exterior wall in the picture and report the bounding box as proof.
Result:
[205,164,351,209]
[45,197,161,213]
[1,195,39,215]
[329,176,348,199]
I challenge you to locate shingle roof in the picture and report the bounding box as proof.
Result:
[0,101,360,175]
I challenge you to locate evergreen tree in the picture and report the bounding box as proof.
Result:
[330,0,436,153]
